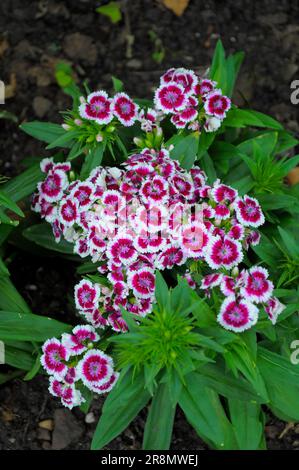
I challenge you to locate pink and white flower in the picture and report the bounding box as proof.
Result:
[59,198,79,226]
[204,90,231,119]
[217,296,259,332]
[41,338,69,378]
[211,183,237,203]
[79,91,113,125]
[205,236,243,269]
[71,182,95,209]
[113,92,138,126]
[107,234,137,265]
[48,377,85,409]
[61,325,99,356]
[172,68,198,95]
[40,170,68,203]
[244,230,261,250]
[265,297,285,325]
[241,267,273,303]
[154,82,186,113]
[129,268,156,299]
[140,176,168,203]
[204,116,222,133]
[156,246,185,269]
[201,273,223,290]
[235,195,265,227]
[197,79,215,97]
[89,371,119,394]
[77,349,114,389]
[74,279,101,311]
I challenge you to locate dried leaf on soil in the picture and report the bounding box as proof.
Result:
[0,38,9,57]
[162,0,190,16]
[5,73,17,99]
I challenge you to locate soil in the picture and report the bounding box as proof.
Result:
[0,0,299,451]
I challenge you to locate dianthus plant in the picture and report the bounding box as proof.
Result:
[16,40,299,450]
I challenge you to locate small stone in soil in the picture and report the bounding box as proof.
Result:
[33,96,52,118]
[36,428,51,441]
[85,412,96,424]
[52,409,83,450]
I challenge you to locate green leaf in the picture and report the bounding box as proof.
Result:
[96,2,122,24]
[199,363,264,403]
[257,347,299,421]
[201,152,217,183]
[0,110,18,123]
[20,122,67,144]
[80,142,106,179]
[46,129,79,150]
[143,382,176,450]
[225,109,283,130]
[154,271,169,310]
[0,276,31,313]
[197,131,215,159]
[278,226,299,258]
[4,344,36,371]
[2,164,42,202]
[170,133,199,170]
[0,190,24,217]
[0,257,9,277]
[281,154,299,176]
[210,39,226,91]
[0,311,71,341]
[23,352,42,381]
[79,387,94,414]
[67,141,85,161]
[228,399,265,450]
[225,51,244,97]
[91,369,150,450]
[23,223,74,254]
[112,76,123,92]
[179,372,237,449]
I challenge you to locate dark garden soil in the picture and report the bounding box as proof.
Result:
[0,0,299,450]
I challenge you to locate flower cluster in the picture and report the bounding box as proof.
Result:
[79,91,139,127]
[41,325,118,409]
[154,68,231,132]
[200,267,284,332]
[32,149,283,334]
[65,68,230,142]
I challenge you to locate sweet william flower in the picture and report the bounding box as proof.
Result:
[217,296,259,332]
[112,92,139,126]
[79,90,113,125]
[129,268,156,299]
[40,338,69,379]
[74,279,101,311]
[90,371,119,393]
[205,236,243,270]
[77,349,114,390]
[265,297,285,325]
[48,377,85,409]
[204,116,222,133]
[235,195,265,227]
[204,90,231,119]
[241,267,273,303]
[154,82,187,113]
[61,325,99,356]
